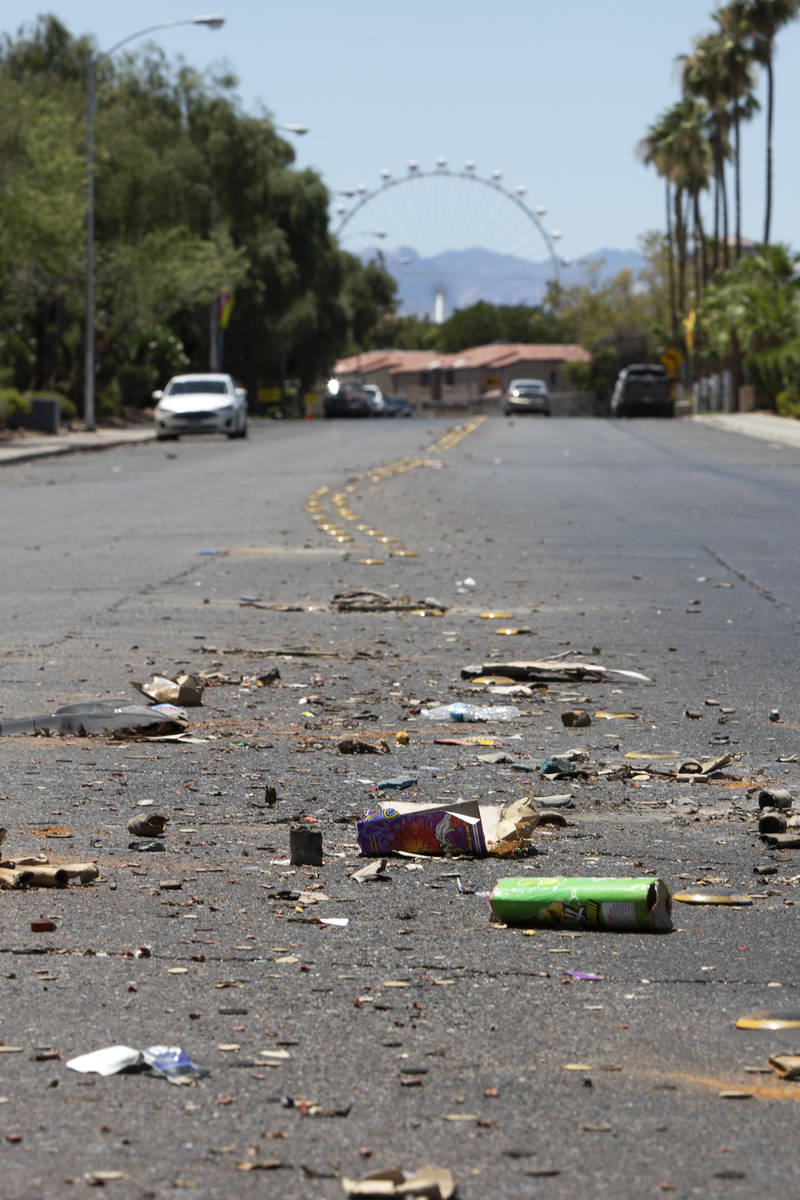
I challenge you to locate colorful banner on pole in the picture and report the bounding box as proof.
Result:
[219,291,235,331]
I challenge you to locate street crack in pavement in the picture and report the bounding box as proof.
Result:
[703,545,780,608]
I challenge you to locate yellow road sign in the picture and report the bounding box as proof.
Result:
[660,348,684,379]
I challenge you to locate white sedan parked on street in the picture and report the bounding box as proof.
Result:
[153,373,248,440]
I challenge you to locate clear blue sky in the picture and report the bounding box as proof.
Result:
[10,1,800,264]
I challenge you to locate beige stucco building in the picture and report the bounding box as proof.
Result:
[333,343,592,411]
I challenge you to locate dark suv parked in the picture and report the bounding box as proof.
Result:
[610,364,673,418]
[323,378,371,418]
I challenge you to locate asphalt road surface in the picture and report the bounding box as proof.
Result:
[1,414,799,1199]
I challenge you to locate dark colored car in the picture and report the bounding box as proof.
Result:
[382,394,412,418]
[610,364,673,417]
[503,378,551,416]
[323,378,371,418]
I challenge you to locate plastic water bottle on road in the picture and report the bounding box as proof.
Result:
[422,702,521,722]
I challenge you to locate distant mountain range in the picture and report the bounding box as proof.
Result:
[368,245,648,318]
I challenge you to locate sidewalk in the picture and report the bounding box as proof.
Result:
[691,410,800,449]
[0,425,155,466]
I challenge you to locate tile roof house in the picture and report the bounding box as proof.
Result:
[333,343,591,410]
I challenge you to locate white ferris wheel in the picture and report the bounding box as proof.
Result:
[333,158,568,322]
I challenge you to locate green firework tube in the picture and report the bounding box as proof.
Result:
[490,876,672,932]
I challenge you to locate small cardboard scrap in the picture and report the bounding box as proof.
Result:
[677,754,733,776]
[356,797,539,858]
[131,674,204,706]
[350,859,390,883]
[769,1054,800,1080]
[342,1166,455,1199]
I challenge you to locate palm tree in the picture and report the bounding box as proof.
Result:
[638,100,712,330]
[673,98,713,299]
[637,110,680,341]
[740,0,800,245]
[713,3,761,259]
[679,33,733,271]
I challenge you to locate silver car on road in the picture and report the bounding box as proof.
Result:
[503,378,551,417]
[153,373,248,440]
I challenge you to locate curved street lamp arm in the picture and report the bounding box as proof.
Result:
[98,15,224,62]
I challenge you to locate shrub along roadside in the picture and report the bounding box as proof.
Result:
[0,388,31,430]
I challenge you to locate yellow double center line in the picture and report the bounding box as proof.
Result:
[305,417,486,560]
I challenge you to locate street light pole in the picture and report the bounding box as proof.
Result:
[85,52,96,431]
[84,14,224,431]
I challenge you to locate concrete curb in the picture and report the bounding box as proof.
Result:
[691,412,800,450]
[0,429,156,467]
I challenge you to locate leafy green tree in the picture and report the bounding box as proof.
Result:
[339,251,397,354]
[178,76,390,398]
[0,86,85,389]
[544,259,666,402]
[436,301,500,351]
[367,313,440,351]
[699,243,800,404]
[433,300,563,353]
[0,15,400,411]
[496,303,565,344]
[0,18,88,390]
[623,231,679,357]
[0,14,88,83]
